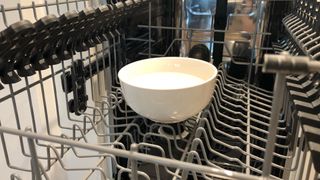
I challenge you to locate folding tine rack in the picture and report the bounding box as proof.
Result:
[0,0,319,180]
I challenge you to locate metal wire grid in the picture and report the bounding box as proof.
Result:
[0,0,316,180]
[0,0,121,179]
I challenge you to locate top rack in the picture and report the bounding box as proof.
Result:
[0,0,319,180]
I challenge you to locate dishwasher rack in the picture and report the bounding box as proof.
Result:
[0,0,319,180]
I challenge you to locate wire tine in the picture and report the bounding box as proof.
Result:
[72,124,89,141]
[205,109,289,157]
[38,71,51,135]
[31,1,38,21]
[83,0,87,8]
[66,0,70,11]
[24,77,57,161]
[191,138,222,169]
[38,158,50,180]
[100,43,110,92]
[137,143,176,176]
[49,65,69,131]
[155,164,161,180]
[93,46,102,97]
[24,78,38,133]
[0,124,31,172]
[75,0,79,11]
[8,83,33,157]
[305,150,314,180]
[109,31,120,85]
[44,0,49,14]
[181,151,194,180]
[10,174,22,180]
[17,3,23,20]
[1,5,8,27]
[26,128,42,180]
[105,40,116,89]
[86,50,98,101]
[60,133,105,158]
[48,144,107,179]
[130,144,139,180]
[55,0,61,15]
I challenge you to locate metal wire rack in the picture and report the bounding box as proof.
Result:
[0,0,319,180]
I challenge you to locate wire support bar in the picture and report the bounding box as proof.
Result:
[0,125,264,180]
[137,25,272,36]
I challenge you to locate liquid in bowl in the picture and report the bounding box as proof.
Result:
[130,72,204,89]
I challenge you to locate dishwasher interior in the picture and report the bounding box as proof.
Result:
[0,0,319,179]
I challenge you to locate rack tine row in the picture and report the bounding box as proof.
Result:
[0,0,148,87]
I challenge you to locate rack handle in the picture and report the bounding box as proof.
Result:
[263,53,320,74]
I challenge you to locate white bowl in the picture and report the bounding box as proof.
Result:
[118,57,217,124]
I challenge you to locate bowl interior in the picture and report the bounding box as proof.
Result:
[118,57,217,90]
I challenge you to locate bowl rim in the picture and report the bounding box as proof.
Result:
[118,57,218,91]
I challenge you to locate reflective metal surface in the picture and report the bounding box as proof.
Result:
[177,0,267,70]
[223,0,257,61]
[180,0,216,57]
